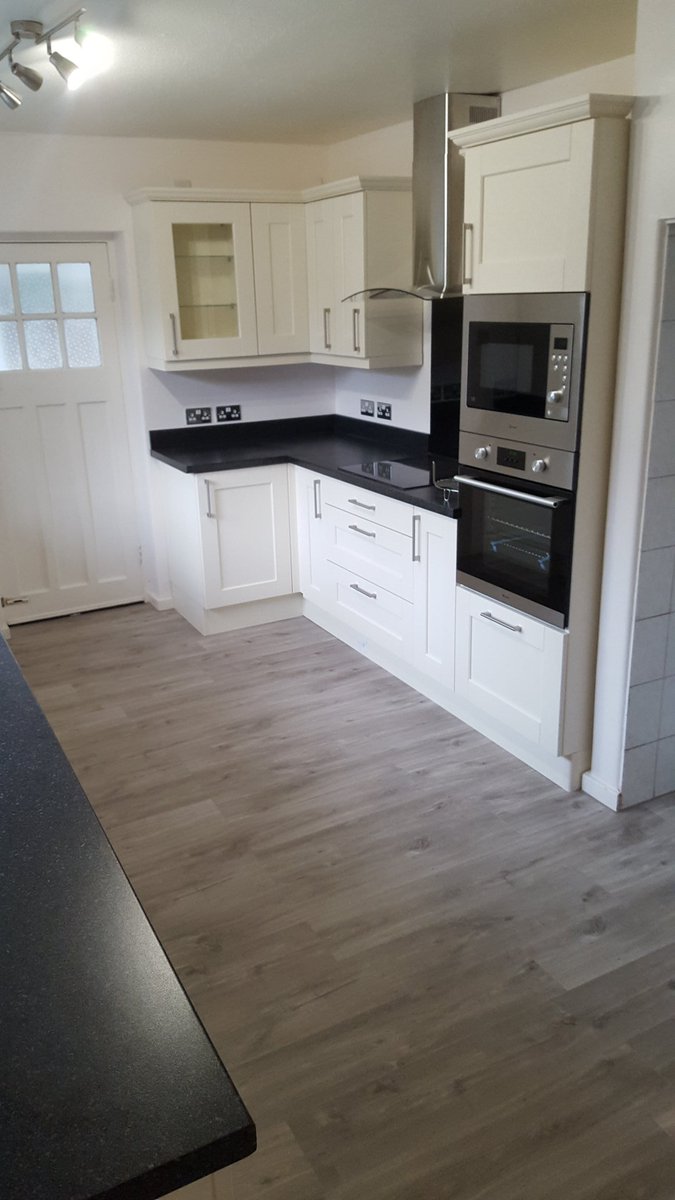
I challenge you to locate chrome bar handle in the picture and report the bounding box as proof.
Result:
[205,479,216,519]
[348,498,376,511]
[352,308,361,353]
[454,475,569,509]
[412,513,421,562]
[462,224,473,286]
[313,478,322,519]
[348,524,376,538]
[350,583,377,600]
[1,595,28,606]
[323,307,331,350]
[480,611,523,634]
[169,312,179,357]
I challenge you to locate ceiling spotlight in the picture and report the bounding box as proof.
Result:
[48,40,84,91]
[0,80,22,108]
[10,53,42,91]
[74,25,113,76]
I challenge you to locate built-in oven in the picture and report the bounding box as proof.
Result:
[461,292,589,454]
[455,437,576,629]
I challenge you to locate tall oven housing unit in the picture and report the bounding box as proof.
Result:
[447,95,633,789]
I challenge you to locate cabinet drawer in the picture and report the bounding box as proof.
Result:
[321,475,413,535]
[455,586,565,752]
[321,561,414,660]
[324,504,414,600]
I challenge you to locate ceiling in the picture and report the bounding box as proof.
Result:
[0,0,637,143]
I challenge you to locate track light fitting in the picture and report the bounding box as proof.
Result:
[0,8,111,110]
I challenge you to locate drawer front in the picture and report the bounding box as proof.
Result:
[324,503,413,600]
[321,561,414,660]
[321,475,413,535]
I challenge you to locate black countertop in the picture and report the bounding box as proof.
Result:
[149,416,460,517]
[0,637,256,1200]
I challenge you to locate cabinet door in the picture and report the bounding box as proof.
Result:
[306,199,337,353]
[200,466,292,608]
[412,510,456,685]
[454,586,565,752]
[333,192,366,358]
[323,503,414,599]
[251,203,309,355]
[295,468,327,604]
[463,122,594,294]
[154,201,258,359]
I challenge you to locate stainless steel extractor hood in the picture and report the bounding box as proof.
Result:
[345,92,501,302]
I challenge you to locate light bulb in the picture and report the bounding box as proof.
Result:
[74,28,114,78]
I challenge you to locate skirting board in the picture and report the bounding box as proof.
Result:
[144,590,174,612]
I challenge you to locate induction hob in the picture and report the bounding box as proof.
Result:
[341,459,432,489]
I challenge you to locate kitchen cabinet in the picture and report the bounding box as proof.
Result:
[305,184,423,367]
[454,585,566,753]
[158,462,294,632]
[129,193,308,369]
[450,95,633,294]
[411,508,456,685]
[294,468,328,605]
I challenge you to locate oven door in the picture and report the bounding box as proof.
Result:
[455,472,574,629]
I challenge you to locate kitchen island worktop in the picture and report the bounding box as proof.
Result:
[149,415,460,517]
[0,636,256,1200]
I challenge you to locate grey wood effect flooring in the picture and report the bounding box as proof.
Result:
[10,603,675,1199]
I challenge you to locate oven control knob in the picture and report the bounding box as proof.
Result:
[548,389,565,403]
[474,446,489,460]
[532,459,548,473]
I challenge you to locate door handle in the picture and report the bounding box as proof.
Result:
[313,478,322,519]
[462,224,473,287]
[412,513,421,562]
[352,308,361,353]
[204,479,216,519]
[348,524,376,538]
[323,307,331,350]
[169,312,179,356]
[480,611,523,634]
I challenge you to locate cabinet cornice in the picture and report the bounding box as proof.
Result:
[126,177,411,208]
[449,93,634,149]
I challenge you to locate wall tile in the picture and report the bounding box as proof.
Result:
[630,614,669,684]
[660,675,675,738]
[655,735,675,796]
[625,680,663,748]
[622,742,657,806]
[648,400,675,476]
[636,547,675,618]
[642,475,675,550]
[654,320,675,401]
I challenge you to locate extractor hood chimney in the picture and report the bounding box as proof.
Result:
[413,92,501,298]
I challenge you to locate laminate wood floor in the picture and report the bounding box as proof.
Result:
[10,603,675,1199]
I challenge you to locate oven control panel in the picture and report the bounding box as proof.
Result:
[459,431,576,491]
[545,325,574,422]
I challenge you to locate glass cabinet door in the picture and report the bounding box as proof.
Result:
[159,202,258,360]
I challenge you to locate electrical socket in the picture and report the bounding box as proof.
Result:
[360,398,375,417]
[377,403,392,421]
[216,405,242,422]
[186,407,212,424]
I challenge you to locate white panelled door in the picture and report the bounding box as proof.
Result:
[0,242,142,625]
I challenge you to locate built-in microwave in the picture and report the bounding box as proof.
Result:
[460,293,589,454]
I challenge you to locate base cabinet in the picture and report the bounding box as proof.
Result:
[412,510,456,685]
[454,586,566,753]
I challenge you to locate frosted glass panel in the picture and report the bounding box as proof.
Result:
[17,263,55,314]
[24,320,63,369]
[64,318,101,367]
[57,262,95,313]
[0,322,22,370]
[0,265,14,315]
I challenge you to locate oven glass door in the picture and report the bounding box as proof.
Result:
[466,322,552,419]
[457,473,574,625]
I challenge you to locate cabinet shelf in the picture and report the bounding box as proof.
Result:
[179,303,238,310]
[175,254,235,262]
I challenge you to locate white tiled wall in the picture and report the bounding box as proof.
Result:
[624,228,675,803]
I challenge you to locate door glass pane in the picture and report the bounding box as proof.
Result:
[0,265,14,315]
[24,320,63,369]
[16,263,56,314]
[172,223,239,341]
[64,318,101,367]
[57,262,95,313]
[0,322,22,370]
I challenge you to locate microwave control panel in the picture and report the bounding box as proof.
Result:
[545,325,574,422]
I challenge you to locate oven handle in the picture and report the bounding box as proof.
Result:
[453,475,570,509]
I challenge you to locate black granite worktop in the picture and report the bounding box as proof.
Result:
[0,636,256,1200]
[150,415,460,517]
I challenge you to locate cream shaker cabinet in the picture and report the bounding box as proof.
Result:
[129,193,308,369]
[304,185,423,368]
[450,95,633,294]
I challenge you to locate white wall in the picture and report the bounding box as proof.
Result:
[584,0,675,808]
